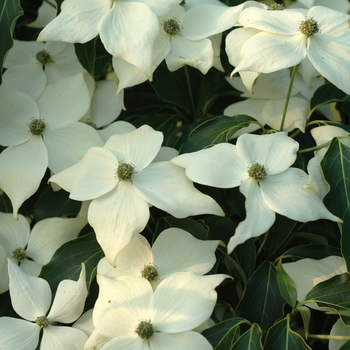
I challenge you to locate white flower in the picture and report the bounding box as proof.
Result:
[0,74,103,217]
[0,212,87,294]
[97,227,221,288]
[171,132,342,253]
[93,272,228,349]
[0,261,88,349]
[49,125,224,266]
[329,318,350,350]
[38,0,179,78]
[289,0,350,13]
[231,6,350,94]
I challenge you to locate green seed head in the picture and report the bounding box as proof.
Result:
[35,315,49,328]
[115,162,134,181]
[35,50,52,65]
[268,3,284,10]
[140,264,159,283]
[12,247,27,263]
[248,163,267,181]
[162,18,181,36]
[28,118,46,136]
[299,17,319,37]
[135,319,154,340]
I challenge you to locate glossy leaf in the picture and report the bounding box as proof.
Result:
[39,233,104,294]
[75,38,96,77]
[232,323,263,350]
[235,261,285,330]
[297,306,311,339]
[264,315,311,350]
[0,0,23,84]
[202,317,250,350]
[276,260,298,308]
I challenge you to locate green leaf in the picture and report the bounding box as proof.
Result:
[75,38,96,77]
[310,83,349,113]
[202,317,250,350]
[339,340,350,350]
[235,261,285,330]
[297,306,311,339]
[0,0,23,84]
[40,233,104,294]
[276,260,298,308]
[232,323,263,350]
[264,315,311,350]
[304,273,350,323]
[179,115,261,153]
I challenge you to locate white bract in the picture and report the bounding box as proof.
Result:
[49,125,224,266]
[0,74,103,218]
[230,6,350,95]
[171,132,342,253]
[97,227,221,288]
[92,272,228,349]
[0,261,88,350]
[0,212,87,293]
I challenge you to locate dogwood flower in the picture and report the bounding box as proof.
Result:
[231,6,350,95]
[92,272,228,349]
[171,132,342,253]
[98,227,221,289]
[0,74,103,218]
[289,0,350,13]
[0,212,87,294]
[49,125,224,266]
[0,261,88,349]
[38,0,179,78]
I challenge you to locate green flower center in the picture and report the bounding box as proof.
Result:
[162,18,181,36]
[35,50,52,65]
[299,17,319,37]
[28,118,46,136]
[140,264,159,283]
[35,315,49,328]
[135,319,154,340]
[115,162,134,181]
[248,163,267,181]
[12,247,27,263]
[268,3,284,10]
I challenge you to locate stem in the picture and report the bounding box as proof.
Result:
[298,134,349,154]
[280,65,298,131]
[184,66,196,120]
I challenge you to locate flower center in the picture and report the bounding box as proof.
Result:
[35,315,49,328]
[12,247,27,263]
[299,17,319,37]
[248,163,267,181]
[115,162,134,181]
[268,3,284,10]
[28,118,46,136]
[162,18,181,36]
[135,319,154,340]
[35,50,52,65]
[140,264,159,283]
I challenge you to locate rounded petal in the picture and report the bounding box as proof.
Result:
[27,217,87,266]
[100,336,147,350]
[94,275,153,338]
[236,132,298,175]
[133,162,224,217]
[261,168,342,222]
[8,260,51,320]
[152,272,228,332]
[171,143,247,188]
[329,318,350,350]
[88,182,150,266]
[153,228,220,277]
[0,138,48,218]
[41,325,88,350]
[47,264,87,323]
[49,147,118,201]
[0,317,39,350]
[19,259,42,277]
[153,146,178,162]
[37,0,109,43]
[45,122,104,174]
[104,125,163,171]
[98,121,136,143]
[227,179,275,254]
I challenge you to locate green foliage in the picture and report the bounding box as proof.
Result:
[74,39,96,77]
[276,260,298,308]
[232,323,263,350]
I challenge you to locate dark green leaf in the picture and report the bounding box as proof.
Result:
[297,306,311,339]
[202,317,250,350]
[40,233,104,294]
[179,115,261,153]
[276,260,298,308]
[232,323,263,350]
[235,261,285,330]
[74,38,96,77]
[0,0,23,84]
[282,244,340,261]
[264,315,311,350]
[339,340,350,350]
[343,209,350,272]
